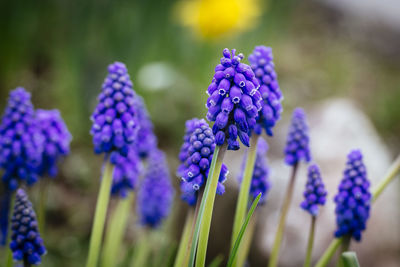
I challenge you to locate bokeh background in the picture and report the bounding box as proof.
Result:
[0,0,399,266]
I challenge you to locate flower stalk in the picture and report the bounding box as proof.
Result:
[231,135,259,264]
[5,192,15,267]
[37,179,49,235]
[101,192,135,267]
[303,216,316,267]
[85,160,115,267]
[315,153,400,267]
[174,208,196,267]
[268,163,299,267]
[235,212,257,267]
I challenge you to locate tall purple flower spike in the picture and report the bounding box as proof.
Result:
[137,150,174,228]
[206,48,262,150]
[133,95,157,159]
[0,88,44,190]
[110,147,141,198]
[179,119,229,206]
[248,46,283,136]
[300,164,327,216]
[36,109,72,178]
[284,108,311,166]
[334,150,371,241]
[239,138,271,204]
[90,62,139,156]
[10,189,46,265]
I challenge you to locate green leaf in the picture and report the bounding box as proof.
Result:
[208,255,223,267]
[341,252,360,267]
[227,193,262,267]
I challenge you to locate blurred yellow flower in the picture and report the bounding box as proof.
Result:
[175,0,262,39]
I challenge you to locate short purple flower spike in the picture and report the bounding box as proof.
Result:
[10,189,46,265]
[180,119,228,205]
[0,88,44,190]
[300,164,327,216]
[248,46,283,136]
[133,95,157,159]
[137,150,174,228]
[110,148,141,198]
[90,62,139,156]
[284,108,311,166]
[239,138,271,204]
[206,48,262,150]
[334,150,371,241]
[36,109,72,178]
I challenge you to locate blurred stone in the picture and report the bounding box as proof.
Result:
[250,98,399,266]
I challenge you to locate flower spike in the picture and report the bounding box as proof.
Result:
[300,164,327,216]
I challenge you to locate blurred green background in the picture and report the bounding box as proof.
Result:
[0,0,399,266]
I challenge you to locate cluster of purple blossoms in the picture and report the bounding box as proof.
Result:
[90,62,139,156]
[206,48,262,150]
[110,148,141,198]
[10,189,46,265]
[334,150,371,241]
[36,109,72,178]
[300,164,327,216]
[248,46,283,136]
[284,108,311,166]
[179,119,228,206]
[239,138,271,204]
[133,95,158,159]
[0,88,44,190]
[137,150,174,228]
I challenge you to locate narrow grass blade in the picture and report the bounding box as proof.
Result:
[227,193,261,267]
[208,254,224,267]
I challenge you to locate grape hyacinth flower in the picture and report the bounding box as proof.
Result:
[180,119,228,205]
[10,189,46,265]
[0,88,44,190]
[90,62,139,156]
[36,109,72,178]
[239,138,271,204]
[248,46,283,136]
[206,48,262,150]
[301,164,327,216]
[110,147,141,198]
[137,150,174,228]
[284,108,311,166]
[133,95,157,159]
[334,150,371,241]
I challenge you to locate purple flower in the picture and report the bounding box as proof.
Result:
[10,189,46,265]
[36,109,72,178]
[0,88,44,190]
[90,62,139,156]
[110,148,141,198]
[239,138,271,204]
[248,46,283,136]
[334,150,371,241]
[137,150,174,228]
[300,164,327,216]
[206,48,262,150]
[284,108,311,166]
[179,119,229,205]
[133,95,158,159]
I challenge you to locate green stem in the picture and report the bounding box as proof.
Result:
[174,208,195,267]
[303,216,316,267]
[101,192,135,267]
[268,163,299,267]
[231,136,259,253]
[24,257,32,267]
[85,160,115,267]
[37,179,49,236]
[336,236,351,267]
[235,211,257,267]
[315,153,400,267]
[131,229,151,267]
[5,192,15,267]
[191,144,227,267]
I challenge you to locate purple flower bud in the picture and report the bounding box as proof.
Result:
[249,46,283,136]
[10,189,46,265]
[284,108,311,166]
[334,150,371,241]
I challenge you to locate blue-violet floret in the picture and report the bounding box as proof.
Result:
[300,164,327,216]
